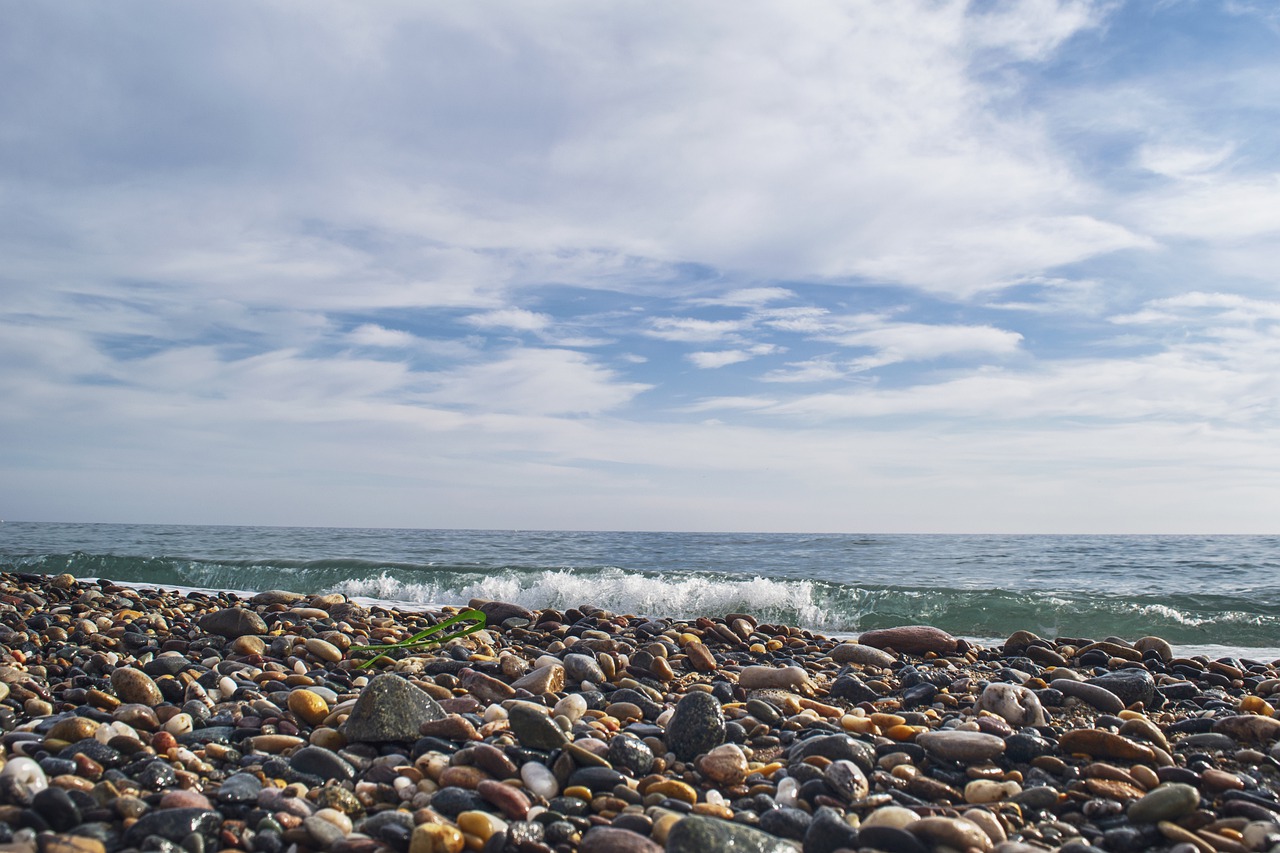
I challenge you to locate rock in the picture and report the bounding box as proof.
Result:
[803,807,861,853]
[666,691,725,761]
[418,715,480,741]
[477,779,531,820]
[857,825,929,853]
[122,808,221,846]
[304,638,343,663]
[1087,668,1156,708]
[685,642,718,672]
[609,735,655,777]
[915,731,1006,762]
[737,665,811,691]
[507,701,569,750]
[460,669,516,704]
[1058,729,1155,762]
[977,682,1047,727]
[109,667,163,706]
[1129,783,1201,823]
[829,674,880,704]
[511,663,565,694]
[1214,714,1280,743]
[699,743,749,786]
[857,625,958,656]
[216,772,262,804]
[909,816,994,853]
[829,642,896,667]
[563,653,607,685]
[342,674,445,742]
[471,599,534,624]
[198,607,267,638]
[288,689,331,726]
[789,734,877,775]
[1134,636,1174,662]
[580,827,661,853]
[289,746,357,781]
[823,759,869,801]
[250,589,306,606]
[666,815,798,853]
[32,787,81,832]
[1051,679,1126,714]
[758,807,810,841]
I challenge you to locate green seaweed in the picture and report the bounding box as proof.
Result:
[347,608,488,668]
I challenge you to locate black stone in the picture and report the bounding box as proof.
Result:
[607,735,654,776]
[288,746,356,781]
[32,786,81,832]
[802,806,859,853]
[123,808,222,846]
[666,692,725,761]
[1087,668,1156,707]
[828,675,879,704]
[758,805,811,841]
[855,825,928,853]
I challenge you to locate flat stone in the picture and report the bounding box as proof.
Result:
[1087,668,1156,708]
[216,772,263,804]
[829,643,896,667]
[563,653,607,685]
[1058,729,1155,762]
[737,665,810,691]
[1214,714,1280,743]
[666,691,725,761]
[829,674,880,704]
[251,590,306,606]
[122,808,221,846]
[857,625,958,656]
[788,734,877,775]
[198,607,268,638]
[1129,783,1201,823]
[699,743,748,786]
[1051,679,1126,714]
[667,815,799,853]
[579,827,661,853]
[511,663,565,694]
[915,731,1006,762]
[609,735,655,777]
[289,746,357,781]
[507,701,569,750]
[418,714,480,741]
[342,674,445,742]
[909,816,993,853]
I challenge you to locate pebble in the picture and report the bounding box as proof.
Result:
[737,665,811,691]
[915,730,1006,762]
[665,691,725,761]
[506,701,569,750]
[829,642,896,667]
[666,815,799,853]
[977,682,1047,727]
[858,625,959,656]
[109,667,163,705]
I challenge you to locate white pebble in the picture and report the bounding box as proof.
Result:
[521,761,560,799]
[483,704,508,723]
[553,694,587,723]
[0,757,48,794]
[775,776,799,808]
[164,713,194,735]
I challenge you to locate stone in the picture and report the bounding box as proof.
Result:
[699,743,748,786]
[289,746,357,781]
[1087,668,1156,708]
[857,825,929,853]
[305,638,343,663]
[342,674,445,742]
[829,674,880,704]
[1051,678,1126,714]
[830,642,896,667]
[408,822,465,853]
[1058,729,1155,762]
[580,827,661,853]
[32,787,81,832]
[288,688,331,725]
[472,599,534,624]
[685,643,718,672]
[909,816,994,853]
[216,772,263,804]
[823,759,869,801]
[666,691,725,761]
[1129,783,1201,823]
[1214,714,1280,743]
[109,668,162,706]
[507,701,569,750]
[802,807,860,853]
[122,808,221,846]
[198,607,267,637]
[666,815,798,853]
[418,715,480,741]
[915,730,1006,762]
[1134,636,1174,662]
[45,716,99,743]
[476,779,531,820]
[459,669,515,704]
[737,665,811,691]
[857,625,958,656]
[977,682,1047,727]
[563,653,607,685]
[511,663,565,694]
[609,735,655,777]
[789,734,877,775]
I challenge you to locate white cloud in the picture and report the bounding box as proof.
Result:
[1137,142,1235,178]
[686,344,779,369]
[463,308,553,332]
[646,317,747,343]
[761,358,846,384]
[347,324,419,348]
[693,287,795,307]
[423,348,651,416]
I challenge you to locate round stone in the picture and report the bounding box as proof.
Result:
[110,668,163,706]
[666,691,726,761]
[1129,783,1201,823]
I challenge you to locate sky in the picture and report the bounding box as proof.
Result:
[3,1,1280,533]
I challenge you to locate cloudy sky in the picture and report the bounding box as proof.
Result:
[3,1,1280,533]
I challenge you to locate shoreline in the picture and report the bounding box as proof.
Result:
[1,571,1280,853]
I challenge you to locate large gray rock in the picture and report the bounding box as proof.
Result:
[666,691,725,762]
[341,674,445,742]
[667,815,799,853]
[1086,668,1156,708]
[198,607,267,638]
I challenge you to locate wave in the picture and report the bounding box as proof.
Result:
[6,552,1280,647]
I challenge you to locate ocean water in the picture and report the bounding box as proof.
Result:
[2,523,1278,658]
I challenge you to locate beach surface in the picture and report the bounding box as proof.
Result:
[1,571,1280,853]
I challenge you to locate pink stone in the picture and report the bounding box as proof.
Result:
[159,790,214,810]
[857,625,958,656]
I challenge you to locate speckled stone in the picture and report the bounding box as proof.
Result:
[666,691,726,761]
[342,674,445,743]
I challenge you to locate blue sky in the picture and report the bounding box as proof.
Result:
[4,0,1280,532]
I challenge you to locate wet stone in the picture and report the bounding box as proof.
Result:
[579,827,661,853]
[109,668,163,706]
[198,608,268,638]
[216,772,262,804]
[32,787,81,833]
[608,734,655,777]
[1128,783,1201,823]
[122,808,221,846]
[288,746,356,782]
[757,805,811,840]
[507,702,569,750]
[804,806,860,853]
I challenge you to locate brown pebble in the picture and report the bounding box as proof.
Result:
[419,715,480,741]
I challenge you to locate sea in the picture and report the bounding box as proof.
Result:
[2,522,1278,660]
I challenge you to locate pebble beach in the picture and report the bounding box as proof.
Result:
[2,572,1280,853]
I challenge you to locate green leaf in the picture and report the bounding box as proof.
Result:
[347,608,488,669]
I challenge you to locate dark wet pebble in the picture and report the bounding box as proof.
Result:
[288,746,356,781]
[666,692,725,761]
[341,674,445,743]
[32,787,82,832]
[123,808,222,846]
